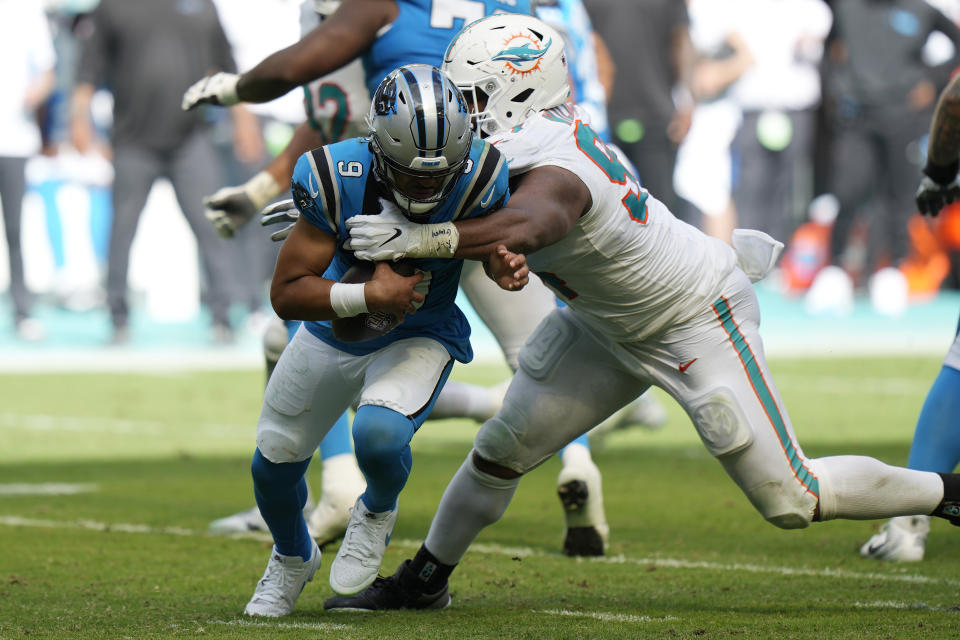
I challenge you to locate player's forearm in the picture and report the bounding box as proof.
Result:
[928,75,960,168]
[271,275,342,321]
[452,207,567,261]
[236,4,383,104]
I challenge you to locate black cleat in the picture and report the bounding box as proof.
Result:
[557,479,589,511]
[563,526,605,556]
[324,561,451,611]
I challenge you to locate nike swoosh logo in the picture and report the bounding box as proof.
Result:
[480,187,494,208]
[307,173,320,199]
[678,358,697,373]
[866,542,886,556]
[379,228,402,246]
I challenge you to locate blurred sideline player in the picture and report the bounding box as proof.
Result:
[859,71,960,562]
[324,14,960,611]
[240,65,520,616]
[185,0,662,556]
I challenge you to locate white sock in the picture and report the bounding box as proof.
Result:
[813,455,944,520]
[320,453,365,501]
[431,380,499,422]
[424,452,519,565]
[561,442,593,468]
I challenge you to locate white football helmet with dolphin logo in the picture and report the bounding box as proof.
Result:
[442,14,570,137]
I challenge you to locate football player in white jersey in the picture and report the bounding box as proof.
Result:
[324,14,960,611]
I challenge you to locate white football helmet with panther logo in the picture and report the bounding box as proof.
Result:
[367,64,473,219]
[442,14,570,137]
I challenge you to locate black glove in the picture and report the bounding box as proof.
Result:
[916,159,960,217]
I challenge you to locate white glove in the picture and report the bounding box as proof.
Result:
[204,171,281,238]
[345,200,459,260]
[181,72,240,110]
[261,199,300,242]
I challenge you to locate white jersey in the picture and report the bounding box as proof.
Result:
[488,104,738,342]
[302,64,371,143]
[300,4,370,142]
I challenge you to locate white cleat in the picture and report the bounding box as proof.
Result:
[329,497,398,595]
[859,515,929,562]
[557,445,609,557]
[244,541,322,617]
[209,496,315,536]
[209,506,268,535]
[308,453,367,547]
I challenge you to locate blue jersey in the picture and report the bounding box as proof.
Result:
[362,0,534,93]
[290,137,510,363]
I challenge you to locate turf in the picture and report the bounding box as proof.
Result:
[2,356,960,639]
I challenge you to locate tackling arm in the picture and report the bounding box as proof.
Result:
[451,166,590,260]
[346,165,590,261]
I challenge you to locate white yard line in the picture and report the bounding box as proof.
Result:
[209,619,351,631]
[2,515,957,589]
[0,483,98,496]
[853,601,960,612]
[540,609,678,623]
[0,412,246,438]
[591,554,960,587]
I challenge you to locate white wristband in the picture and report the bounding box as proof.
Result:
[245,171,282,210]
[329,283,368,317]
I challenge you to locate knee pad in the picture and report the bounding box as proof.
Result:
[743,479,815,529]
[689,387,754,457]
[257,424,313,464]
[352,404,414,462]
[474,412,539,476]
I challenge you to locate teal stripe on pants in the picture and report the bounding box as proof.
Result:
[712,297,819,498]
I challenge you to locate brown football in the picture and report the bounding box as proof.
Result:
[331,260,416,342]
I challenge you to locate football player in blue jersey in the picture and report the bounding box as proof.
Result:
[185,0,631,558]
[240,65,522,617]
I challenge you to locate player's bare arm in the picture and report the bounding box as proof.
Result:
[928,73,960,167]
[345,165,590,262]
[237,0,397,103]
[182,0,397,110]
[452,165,591,260]
[271,217,424,321]
[916,73,960,216]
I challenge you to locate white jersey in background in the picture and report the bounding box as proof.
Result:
[299,1,371,142]
[489,104,738,342]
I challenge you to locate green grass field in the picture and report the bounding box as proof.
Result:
[2,356,960,639]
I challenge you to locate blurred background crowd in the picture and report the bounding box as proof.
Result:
[3,0,960,351]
